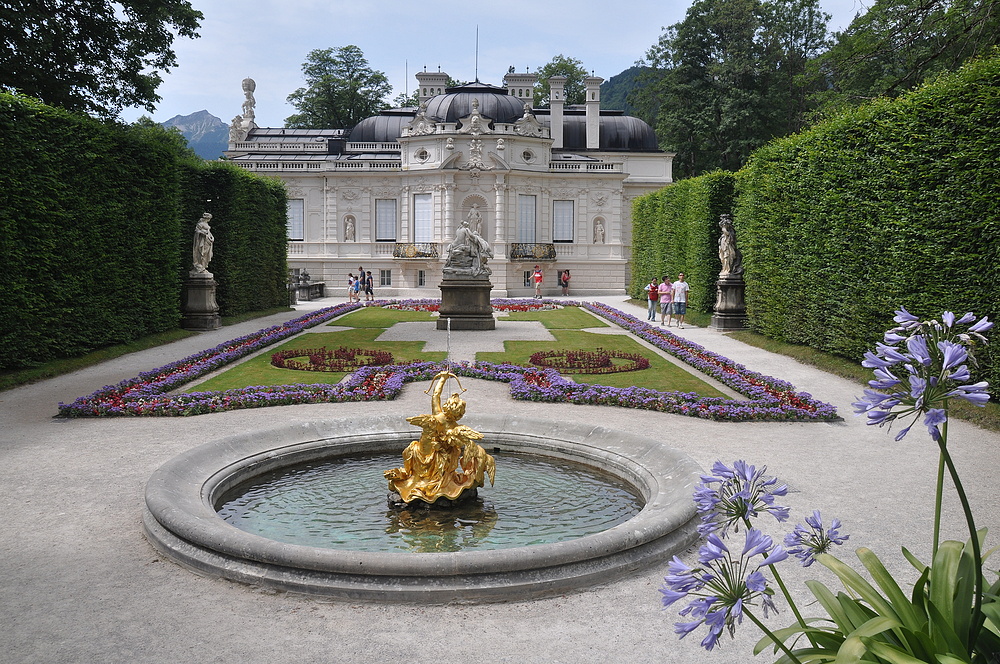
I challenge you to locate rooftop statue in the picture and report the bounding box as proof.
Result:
[384,371,496,505]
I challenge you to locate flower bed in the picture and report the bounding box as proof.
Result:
[271,347,394,372]
[529,348,650,374]
[57,299,837,421]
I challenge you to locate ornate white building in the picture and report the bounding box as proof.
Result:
[225,70,673,297]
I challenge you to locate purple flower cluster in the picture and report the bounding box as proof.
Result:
[784,511,849,567]
[57,300,838,421]
[852,308,992,440]
[661,529,787,650]
[693,461,790,536]
[663,459,849,652]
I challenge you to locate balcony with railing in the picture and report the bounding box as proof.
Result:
[508,243,557,261]
[392,242,440,259]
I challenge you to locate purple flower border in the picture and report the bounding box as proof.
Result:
[57,299,838,421]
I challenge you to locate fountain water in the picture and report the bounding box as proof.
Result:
[143,378,701,602]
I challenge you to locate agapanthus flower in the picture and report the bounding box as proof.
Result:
[853,310,992,441]
[660,528,787,650]
[784,510,849,567]
[693,460,790,536]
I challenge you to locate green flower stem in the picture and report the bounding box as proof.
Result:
[933,447,944,557]
[744,608,804,664]
[740,516,815,648]
[936,419,985,654]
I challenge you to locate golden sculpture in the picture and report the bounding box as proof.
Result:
[385,370,496,505]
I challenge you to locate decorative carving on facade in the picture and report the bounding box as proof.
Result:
[405,102,437,136]
[496,137,505,151]
[458,98,491,135]
[462,138,492,171]
[341,189,360,201]
[446,137,455,150]
[592,193,609,208]
[513,103,544,137]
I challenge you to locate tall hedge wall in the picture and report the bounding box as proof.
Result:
[735,53,1000,390]
[0,94,288,371]
[178,163,288,317]
[630,171,736,312]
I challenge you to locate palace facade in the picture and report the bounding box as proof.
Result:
[225,70,673,297]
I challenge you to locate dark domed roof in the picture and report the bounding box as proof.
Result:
[348,111,413,143]
[423,83,526,124]
[548,114,659,151]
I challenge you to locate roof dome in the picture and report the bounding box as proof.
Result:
[423,82,526,124]
[547,114,659,151]
[348,111,413,143]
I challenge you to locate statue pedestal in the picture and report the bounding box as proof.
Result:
[182,271,221,331]
[437,278,495,330]
[710,273,747,331]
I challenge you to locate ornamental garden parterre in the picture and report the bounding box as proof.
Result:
[57,300,838,421]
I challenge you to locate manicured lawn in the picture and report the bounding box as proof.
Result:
[502,306,608,329]
[477,329,728,397]
[192,328,447,391]
[188,304,725,398]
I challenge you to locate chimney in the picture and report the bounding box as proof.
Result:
[585,75,603,150]
[415,70,449,104]
[503,71,538,105]
[548,75,566,150]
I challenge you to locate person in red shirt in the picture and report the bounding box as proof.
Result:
[646,277,660,320]
[532,265,544,299]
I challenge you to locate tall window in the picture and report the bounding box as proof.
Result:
[517,194,536,243]
[286,199,304,241]
[375,199,397,242]
[380,269,392,286]
[552,200,574,242]
[413,193,432,243]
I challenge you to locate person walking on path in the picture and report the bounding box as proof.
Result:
[559,269,571,296]
[670,273,690,328]
[364,271,374,301]
[658,275,673,325]
[347,273,358,302]
[646,277,660,320]
[532,265,544,299]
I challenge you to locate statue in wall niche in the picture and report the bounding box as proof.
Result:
[443,215,493,278]
[593,220,605,244]
[718,214,743,275]
[467,204,483,234]
[192,213,214,273]
[344,217,355,241]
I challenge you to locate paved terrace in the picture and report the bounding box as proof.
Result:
[2,295,997,663]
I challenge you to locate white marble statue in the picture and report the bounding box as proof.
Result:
[593,220,605,244]
[443,217,493,278]
[192,213,215,273]
[718,214,743,275]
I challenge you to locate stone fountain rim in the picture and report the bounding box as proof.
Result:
[143,414,700,600]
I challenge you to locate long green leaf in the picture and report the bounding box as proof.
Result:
[928,541,964,638]
[807,580,856,633]
[864,639,937,664]
[857,548,923,630]
[819,552,903,624]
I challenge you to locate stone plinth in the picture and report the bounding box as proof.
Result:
[437,278,495,330]
[182,272,221,331]
[710,273,747,331]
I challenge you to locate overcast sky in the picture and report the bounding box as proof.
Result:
[120,0,872,126]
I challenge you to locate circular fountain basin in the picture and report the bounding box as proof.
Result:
[143,414,701,602]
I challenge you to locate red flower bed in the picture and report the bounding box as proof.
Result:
[271,347,395,372]
[529,348,650,374]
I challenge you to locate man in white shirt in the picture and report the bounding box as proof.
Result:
[670,273,691,328]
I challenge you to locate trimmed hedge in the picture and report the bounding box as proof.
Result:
[630,170,736,312]
[0,94,288,371]
[734,53,1000,391]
